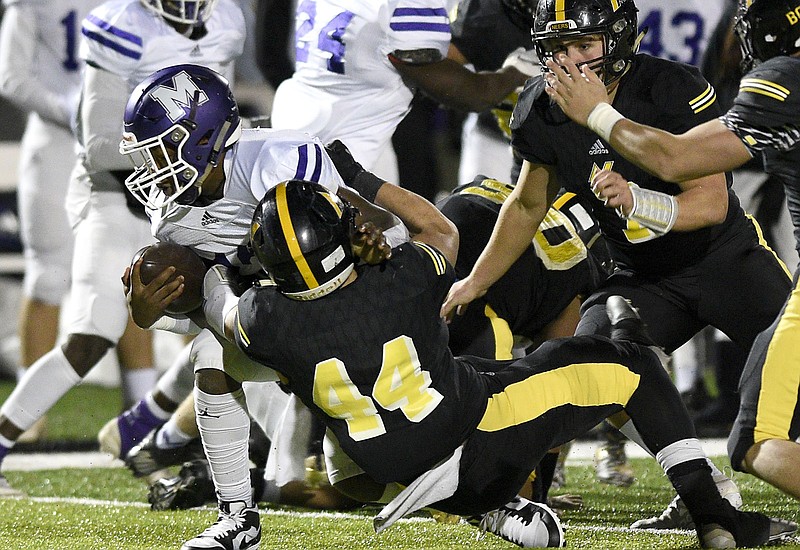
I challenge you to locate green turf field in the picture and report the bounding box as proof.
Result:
[0,382,798,549]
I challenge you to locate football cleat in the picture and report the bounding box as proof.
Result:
[98,400,165,460]
[181,500,261,550]
[126,431,205,478]
[149,460,216,511]
[473,497,565,547]
[631,476,742,530]
[0,475,25,498]
[594,440,635,488]
[697,507,797,549]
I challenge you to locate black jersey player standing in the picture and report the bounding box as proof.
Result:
[545,0,800,503]
[204,178,794,548]
[440,0,793,523]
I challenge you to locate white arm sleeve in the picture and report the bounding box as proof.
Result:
[79,64,131,172]
[0,5,74,127]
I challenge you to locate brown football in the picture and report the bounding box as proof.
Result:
[132,242,207,314]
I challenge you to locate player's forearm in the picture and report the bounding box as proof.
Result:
[602,114,749,183]
[80,65,132,172]
[469,193,543,293]
[671,174,730,230]
[393,57,527,112]
[375,183,459,265]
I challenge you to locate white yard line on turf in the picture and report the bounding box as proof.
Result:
[4,439,730,472]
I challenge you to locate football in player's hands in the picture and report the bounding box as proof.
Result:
[133,242,207,314]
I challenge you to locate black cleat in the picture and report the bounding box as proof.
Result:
[148,460,216,511]
[126,431,205,478]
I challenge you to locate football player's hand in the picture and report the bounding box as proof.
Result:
[125,258,185,328]
[591,169,634,216]
[325,139,364,184]
[543,55,609,127]
[440,276,487,322]
[352,222,392,265]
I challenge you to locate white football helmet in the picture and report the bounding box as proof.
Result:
[140,0,219,25]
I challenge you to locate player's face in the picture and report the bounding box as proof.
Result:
[545,34,604,65]
[148,144,180,196]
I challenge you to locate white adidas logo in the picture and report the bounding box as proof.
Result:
[589,139,609,155]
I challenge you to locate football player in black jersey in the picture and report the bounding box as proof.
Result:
[204,178,795,548]
[545,0,800,503]
[441,0,792,507]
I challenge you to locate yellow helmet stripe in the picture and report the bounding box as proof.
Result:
[610,0,621,10]
[555,0,565,21]
[276,183,319,289]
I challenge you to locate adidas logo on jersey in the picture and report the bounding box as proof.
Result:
[589,139,609,155]
[190,45,202,57]
[201,212,220,227]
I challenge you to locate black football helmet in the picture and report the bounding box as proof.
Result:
[533,0,639,86]
[734,0,800,72]
[500,0,536,29]
[250,180,357,301]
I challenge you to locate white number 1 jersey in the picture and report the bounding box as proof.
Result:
[149,129,345,276]
[271,0,450,169]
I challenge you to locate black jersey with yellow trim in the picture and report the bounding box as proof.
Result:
[437,175,607,342]
[234,240,489,484]
[511,54,748,274]
[721,56,800,252]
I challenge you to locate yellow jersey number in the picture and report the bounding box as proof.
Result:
[312,335,444,441]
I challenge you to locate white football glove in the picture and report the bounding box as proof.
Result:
[502,47,540,78]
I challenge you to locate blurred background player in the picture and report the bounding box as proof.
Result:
[270,0,534,185]
[0,0,245,496]
[449,0,536,184]
[0,0,99,443]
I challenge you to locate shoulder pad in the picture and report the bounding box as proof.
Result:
[510,76,546,131]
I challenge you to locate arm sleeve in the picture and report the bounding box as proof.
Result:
[79,64,131,172]
[0,4,75,127]
[382,0,451,59]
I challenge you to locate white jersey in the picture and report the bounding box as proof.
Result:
[635,0,727,66]
[270,0,450,170]
[149,129,345,276]
[0,0,97,127]
[80,0,244,87]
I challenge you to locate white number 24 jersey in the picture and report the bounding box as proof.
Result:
[271,0,450,169]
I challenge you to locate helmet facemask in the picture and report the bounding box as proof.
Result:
[533,0,639,87]
[121,123,201,210]
[141,0,219,25]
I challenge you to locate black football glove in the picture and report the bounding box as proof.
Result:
[324,139,365,184]
[324,139,384,202]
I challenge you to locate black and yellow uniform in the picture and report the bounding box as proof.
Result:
[235,241,709,517]
[511,54,792,354]
[720,56,800,470]
[437,175,610,358]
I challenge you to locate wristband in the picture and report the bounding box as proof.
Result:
[350,170,385,203]
[587,103,625,142]
[622,182,678,235]
[148,315,202,335]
